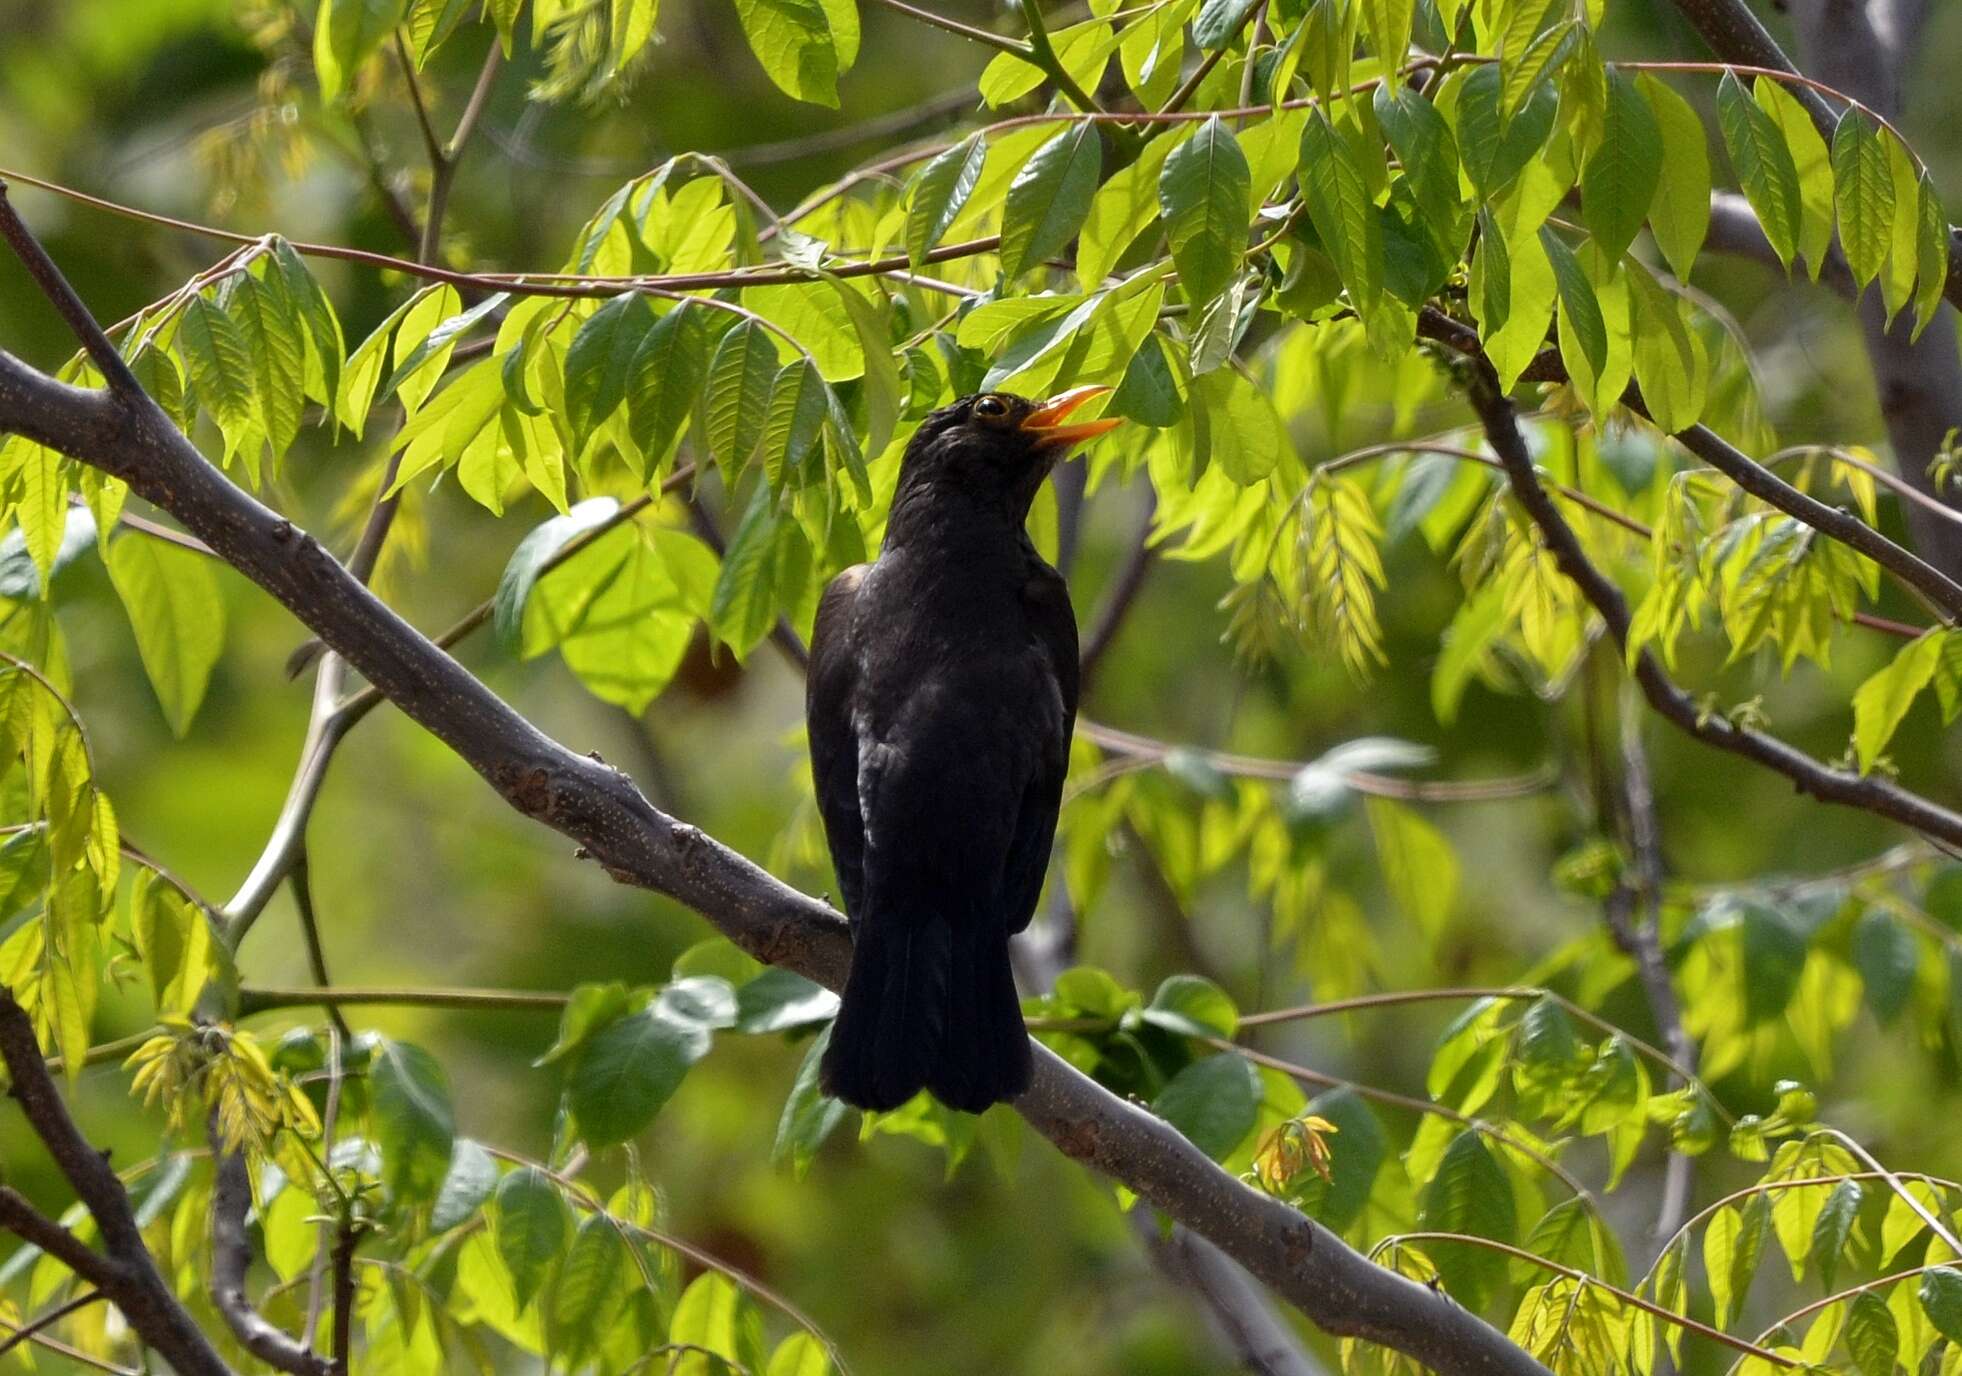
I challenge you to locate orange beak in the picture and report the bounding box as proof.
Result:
[1020,385,1123,452]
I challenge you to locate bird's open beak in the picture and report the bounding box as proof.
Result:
[1020,385,1123,452]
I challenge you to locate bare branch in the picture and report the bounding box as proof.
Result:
[1078,490,1158,688]
[0,195,1555,1376]
[0,993,236,1376]
[1604,687,1697,1250]
[209,1115,333,1376]
[1441,333,1962,850]
[1415,309,1962,623]
[0,182,138,392]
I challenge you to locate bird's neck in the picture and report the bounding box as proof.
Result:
[882,475,1033,561]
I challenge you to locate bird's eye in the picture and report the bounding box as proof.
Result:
[973,395,1009,419]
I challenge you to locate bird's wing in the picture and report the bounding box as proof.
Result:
[806,563,871,927]
[1000,564,1079,934]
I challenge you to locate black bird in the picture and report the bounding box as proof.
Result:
[807,387,1122,1114]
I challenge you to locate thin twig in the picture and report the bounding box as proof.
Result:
[1078,491,1157,686]
[209,1109,333,1376]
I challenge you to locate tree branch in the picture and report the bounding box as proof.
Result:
[209,1115,334,1376]
[1415,308,1962,623]
[1442,334,1962,850]
[1078,490,1157,690]
[1783,0,1962,579]
[1604,686,1697,1251]
[0,191,1554,1376]
[0,993,236,1376]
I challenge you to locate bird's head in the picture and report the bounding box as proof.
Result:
[896,386,1124,520]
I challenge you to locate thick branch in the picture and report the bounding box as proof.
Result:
[0,203,1551,1376]
[209,1118,333,1376]
[0,993,235,1376]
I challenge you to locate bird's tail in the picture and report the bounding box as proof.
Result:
[820,916,1032,1115]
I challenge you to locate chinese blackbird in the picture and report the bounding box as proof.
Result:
[807,386,1122,1113]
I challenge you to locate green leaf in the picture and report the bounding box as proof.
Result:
[549,1216,625,1357]
[176,293,259,465]
[774,1025,848,1178]
[431,1138,498,1232]
[270,238,345,411]
[627,303,710,469]
[336,294,415,438]
[1376,84,1462,247]
[1626,258,1707,433]
[1740,902,1807,1024]
[1921,1267,1962,1344]
[1152,1050,1260,1159]
[1159,116,1252,307]
[906,136,987,268]
[669,1273,760,1375]
[107,535,225,737]
[761,360,831,490]
[980,21,1115,107]
[1833,110,1896,290]
[1853,911,1918,1025]
[564,293,655,447]
[1288,1089,1386,1230]
[1717,70,1803,267]
[1879,130,1922,323]
[1704,1192,1770,1328]
[734,968,837,1034]
[1359,0,1413,78]
[525,524,718,712]
[1299,111,1382,318]
[1755,77,1834,279]
[1000,125,1102,279]
[1418,1130,1515,1309]
[1846,1289,1899,1376]
[732,0,846,106]
[129,870,210,1015]
[381,287,500,407]
[11,447,69,591]
[314,0,408,103]
[703,319,780,475]
[1081,128,1187,287]
[371,1039,456,1205]
[493,1167,567,1311]
[1365,797,1458,938]
[494,498,623,654]
[1641,74,1711,280]
[1500,16,1575,120]
[1811,1179,1863,1290]
[1193,0,1259,49]
[1454,62,1557,197]
[1581,68,1661,264]
[767,1334,833,1376]
[710,486,808,657]
[1852,627,1944,771]
[1141,974,1239,1039]
[567,999,714,1146]
[1539,226,1607,379]
[1913,172,1950,339]
[1426,997,1508,1114]
[227,274,306,460]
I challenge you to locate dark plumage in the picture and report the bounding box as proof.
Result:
[807,387,1122,1113]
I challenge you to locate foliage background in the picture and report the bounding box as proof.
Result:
[5,0,1962,1372]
